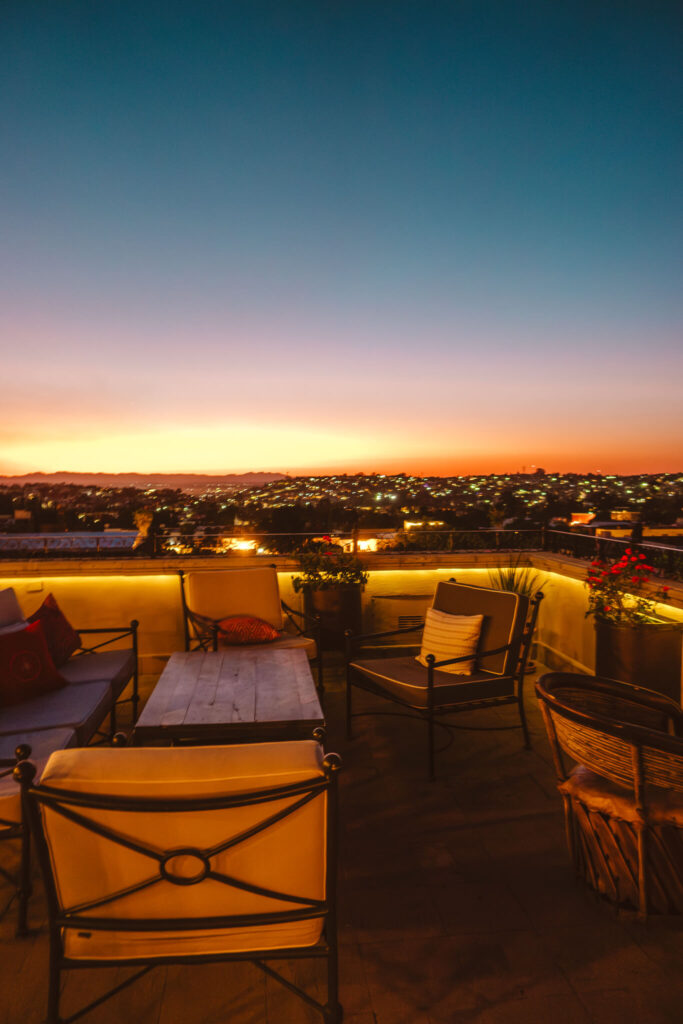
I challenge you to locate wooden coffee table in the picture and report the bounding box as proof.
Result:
[132,648,324,746]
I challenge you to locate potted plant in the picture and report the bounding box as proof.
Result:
[488,555,545,672]
[292,538,369,650]
[585,549,681,701]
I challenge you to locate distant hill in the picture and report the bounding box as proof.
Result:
[0,472,285,490]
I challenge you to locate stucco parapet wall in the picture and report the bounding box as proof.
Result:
[0,550,535,577]
[1,550,681,610]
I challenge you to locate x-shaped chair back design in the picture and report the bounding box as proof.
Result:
[17,741,342,1024]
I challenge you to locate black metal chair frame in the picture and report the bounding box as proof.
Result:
[345,592,543,779]
[16,749,342,1024]
[178,569,324,694]
[75,619,140,733]
[0,742,32,934]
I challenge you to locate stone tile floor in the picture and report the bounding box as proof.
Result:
[2,658,683,1023]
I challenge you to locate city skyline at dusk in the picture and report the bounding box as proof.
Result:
[2,1,682,478]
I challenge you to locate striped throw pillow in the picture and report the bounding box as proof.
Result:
[416,609,483,675]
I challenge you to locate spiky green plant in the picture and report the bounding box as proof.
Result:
[487,555,545,599]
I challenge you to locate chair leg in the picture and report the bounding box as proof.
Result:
[325,928,343,1022]
[636,823,649,921]
[317,648,325,698]
[427,710,435,781]
[47,936,61,1024]
[518,693,531,750]
[345,667,353,740]
[16,824,31,937]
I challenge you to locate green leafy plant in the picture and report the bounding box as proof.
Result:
[292,537,369,592]
[487,555,545,599]
[585,548,671,625]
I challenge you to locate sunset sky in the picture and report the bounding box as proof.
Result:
[2,1,682,477]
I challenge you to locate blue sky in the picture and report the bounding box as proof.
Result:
[2,1,682,474]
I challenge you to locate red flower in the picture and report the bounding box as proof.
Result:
[591,560,601,567]
[631,576,640,583]
[639,554,647,559]
[604,605,611,612]
[662,585,670,593]
[630,556,638,562]
[625,548,632,555]
[322,535,331,543]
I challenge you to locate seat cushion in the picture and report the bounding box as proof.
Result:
[0,727,77,828]
[416,609,483,675]
[350,656,515,709]
[41,742,327,956]
[266,633,316,659]
[61,650,136,698]
[63,919,323,960]
[560,765,683,827]
[0,682,112,745]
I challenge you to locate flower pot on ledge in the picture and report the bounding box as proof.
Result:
[303,584,363,652]
[594,618,683,703]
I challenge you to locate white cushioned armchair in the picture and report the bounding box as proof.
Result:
[17,739,342,1023]
[179,567,323,690]
[346,580,542,779]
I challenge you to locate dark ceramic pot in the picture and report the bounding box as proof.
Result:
[303,584,363,651]
[594,618,682,702]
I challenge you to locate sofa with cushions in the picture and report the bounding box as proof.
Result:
[0,587,138,747]
[0,585,139,929]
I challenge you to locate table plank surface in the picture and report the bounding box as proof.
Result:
[133,648,324,744]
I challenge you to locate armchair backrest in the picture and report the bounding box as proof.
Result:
[183,568,284,629]
[536,672,683,795]
[432,581,529,676]
[25,741,338,956]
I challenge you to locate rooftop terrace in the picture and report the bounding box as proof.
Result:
[2,541,683,1024]
[3,658,683,1024]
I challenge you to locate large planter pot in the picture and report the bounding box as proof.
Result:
[303,584,363,651]
[594,618,683,702]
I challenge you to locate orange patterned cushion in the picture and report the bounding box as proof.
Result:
[217,615,280,646]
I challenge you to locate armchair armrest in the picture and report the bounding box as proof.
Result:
[345,621,425,655]
[432,641,513,671]
[75,621,138,656]
[280,599,320,636]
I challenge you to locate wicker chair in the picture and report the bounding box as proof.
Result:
[346,581,542,779]
[536,671,683,918]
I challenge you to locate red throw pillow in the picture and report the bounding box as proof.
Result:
[0,621,67,708]
[27,593,80,667]
[217,615,280,646]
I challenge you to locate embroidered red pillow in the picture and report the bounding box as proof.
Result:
[0,621,67,708]
[27,593,80,667]
[217,615,280,646]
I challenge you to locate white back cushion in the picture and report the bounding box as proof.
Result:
[39,742,325,928]
[416,609,483,675]
[186,568,284,629]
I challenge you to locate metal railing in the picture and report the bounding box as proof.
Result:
[151,527,545,557]
[1,526,681,580]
